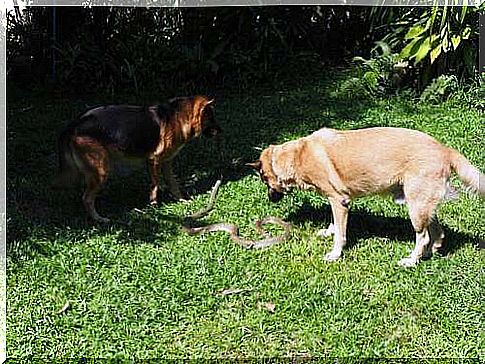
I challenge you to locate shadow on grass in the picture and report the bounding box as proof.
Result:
[7,203,185,263]
[286,200,482,257]
[8,74,379,259]
[8,188,480,265]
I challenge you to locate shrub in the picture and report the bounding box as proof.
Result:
[420,74,459,103]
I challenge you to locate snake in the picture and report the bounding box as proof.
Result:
[182,179,292,249]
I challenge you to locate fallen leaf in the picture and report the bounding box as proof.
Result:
[258,301,276,313]
[217,288,252,296]
[57,301,70,314]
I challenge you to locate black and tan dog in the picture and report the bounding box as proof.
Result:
[248,127,484,267]
[54,95,221,222]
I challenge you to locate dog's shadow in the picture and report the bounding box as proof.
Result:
[286,201,481,256]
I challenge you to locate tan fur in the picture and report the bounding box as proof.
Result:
[253,127,484,267]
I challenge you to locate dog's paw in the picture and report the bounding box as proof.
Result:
[317,223,335,238]
[168,191,191,202]
[174,196,191,203]
[398,257,418,267]
[94,216,111,224]
[324,251,341,262]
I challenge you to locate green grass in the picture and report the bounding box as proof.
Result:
[0,256,5,362]
[7,71,485,358]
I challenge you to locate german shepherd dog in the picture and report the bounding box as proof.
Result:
[54,95,221,222]
[248,127,484,267]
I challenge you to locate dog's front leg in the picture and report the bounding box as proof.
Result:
[324,197,349,262]
[161,160,185,201]
[148,156,160,205]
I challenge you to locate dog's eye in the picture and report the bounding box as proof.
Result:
[202,107,214,120]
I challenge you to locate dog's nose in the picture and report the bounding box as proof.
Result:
[211,126,222,136]
[204,125,222,137]
[269,189,284,202]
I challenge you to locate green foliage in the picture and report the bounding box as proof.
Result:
[373,4,480,83]
[449,75,485,110]
[420,73,485,109]
[420,75,459,104]
[7,6,377,93]
[399,6,476,68]
[336,42,404,98]
[7,6,481,98]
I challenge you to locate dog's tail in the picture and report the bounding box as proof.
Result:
[51,127,81,189]
[448,147,485,197]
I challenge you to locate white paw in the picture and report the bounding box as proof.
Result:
[398,257,418,267]
[170,192,191,202]
[317,223,335,238]
[324,251,341,262]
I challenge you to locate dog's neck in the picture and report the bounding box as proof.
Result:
[271,142,298,189]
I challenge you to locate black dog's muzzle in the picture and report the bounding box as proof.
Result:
[203,125,222,137]
[268,188,284,202]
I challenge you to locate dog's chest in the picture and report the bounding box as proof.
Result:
[302,183,318,192]
[153,140,185,161]
[296,178,318,192]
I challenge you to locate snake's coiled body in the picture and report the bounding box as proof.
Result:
[182,179,291,249]
[183,216,291,249]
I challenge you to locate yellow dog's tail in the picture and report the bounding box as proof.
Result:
[449,147,485,197]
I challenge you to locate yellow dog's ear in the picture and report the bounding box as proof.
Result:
[245,160,261,170]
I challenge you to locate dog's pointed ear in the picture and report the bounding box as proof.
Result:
[245,160,261,170]
[199,97,215,115]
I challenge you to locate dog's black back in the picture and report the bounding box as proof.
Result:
[68,104,176,156]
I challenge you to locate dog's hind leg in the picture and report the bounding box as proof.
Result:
[399,229,430,267]
[429,219,445,254]
[323,196,349,262]
[399,179,443,267]
[73,137,110,223]
[83,172,109,223]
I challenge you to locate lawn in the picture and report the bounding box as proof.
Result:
[7,70,485,358]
